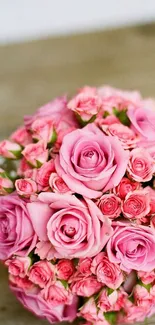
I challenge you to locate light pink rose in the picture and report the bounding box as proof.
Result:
[127,106,155,140]
[11,126,32,147]
[91,252,124,289]
[49,172,71,193]
[22,141,48,168]
[27,193,112,259]
[118,304,147,324]
[24,96,77,131]
[77,258,92,276]
[9,274,34,290]
[134,285,153,309]
[127,148,155,182]
[5,256,31,277]
[36,160,55,188]
[55,124,129,199]
[41,280,73,306]
[113,177,140,200]
[138,270,155,285]
[96,115,120,128]
[15,178,37,198]
[102,123,138,149]
[35,241,56,261]
[31,118,57,144]
[0,140,21,159]
[122,190,150,220]
[68,87,102,121]
[98,85,142,104]
[0,194,37,260]
[56,260,75,280]
[107,223,155,272]
[78,297,105,324]
[29,261,55,288]
[70,276,102,297]
[137,140,155,160]
[0,169,13,195]
[97,289,118,312]
[10,285,78,323]
[97,194,121,219]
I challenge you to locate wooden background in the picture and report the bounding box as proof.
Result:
[0,23,155,324]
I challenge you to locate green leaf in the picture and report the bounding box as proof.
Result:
[36,160,43,168]
[104,311,117,325]
[75,113,96,127]
[107,288,114,296]
[9,150,22,159]
[60,279,68,289]
[50,128,57,144]
[113,107,131,126]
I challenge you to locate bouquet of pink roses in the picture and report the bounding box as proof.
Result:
[1,85,155,325]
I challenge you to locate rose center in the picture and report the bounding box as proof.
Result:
[0,216,9,239]
[63,225,76,238]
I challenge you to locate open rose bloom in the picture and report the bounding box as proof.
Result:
[1,85,155,325]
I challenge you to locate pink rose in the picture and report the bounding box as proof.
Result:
[79,297,105,323]
[68,87,102,122]
[35,241,56,261]
[55,124,128,199]
[56,260,75,280]
[102,123,138,149]
[107,223,155,272]
[96,115,120,128]
[22,141,48,168]
[122,190,150,220]
[49,172,71,193]
[29,261,55,288]
[134,285,152,309]
[98,85,142,104]
[41,280,73,306]
[36,160,55,188]
[0,194,37,260]
[15,178,37,198]
[10,285,78,323]
[127,148,155,182]
[127,106,155,140]
[77,258,92,276]
[27,193,112,258]
[71,275,102,297]
[97,289,118,312]
[91,252,124,289]
[113,177,140,200]
[11,126,32,147]
[17,158,32,177]
[138,270,155,285]
[97,194,121,219]
[31,118,57,144]
[0,140,21,159]
[9,274,34,290]
[5,256,31,277]
[0,169,14,195]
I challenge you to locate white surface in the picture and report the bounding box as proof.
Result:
[0,0,155,44]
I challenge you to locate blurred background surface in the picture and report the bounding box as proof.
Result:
[0,1,155,324]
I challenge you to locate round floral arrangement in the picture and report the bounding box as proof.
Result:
[1,85,155,324]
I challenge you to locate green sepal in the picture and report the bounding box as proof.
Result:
[60,279,68,289]
[104,311,117,325]
[113,107,131,126]
[75,112,97,127]
[9,150,22,159]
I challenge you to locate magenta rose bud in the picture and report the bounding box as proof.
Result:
[0,169,14,195]
[91,252,124,289]
[31,118,57,144]
[41,280,73,306]
[55,124,129,199]
[49,172,71,194]
[0,194,37,260]
[102,123,138,149]
[78,297,106,323]
[138,270,155,285]
[70,276,102,297]
[56,259,75,281]
[97,289,118,312]
[36,160,55,187]
[113,177,140,200]
[122,190,150,220]
[5,256,31,278]
[9,274,34,290]
[15,178,37,198]
[127,148,155,182]
[22,141,48,168]
[77,258,92,276]
[11,126,32,147]
[97,194,121,219]
[29,261,55,288]
[27,193,112,258]
[0,140,22,159]
[107,223,155,272]
[68,86,102,122]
